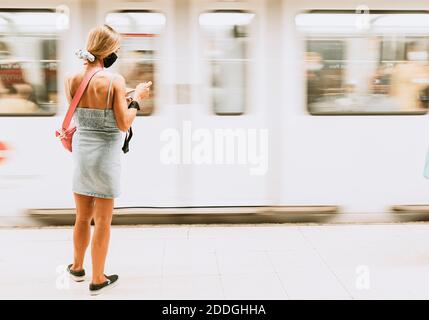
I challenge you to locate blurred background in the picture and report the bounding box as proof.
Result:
[1,0,429,226]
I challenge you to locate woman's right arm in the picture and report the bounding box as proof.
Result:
[112,75,138,132]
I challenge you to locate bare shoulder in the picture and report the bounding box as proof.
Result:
[64,72,82,92]
[65,71,86,87]
[111,73,126,89]
[64,71,77,83]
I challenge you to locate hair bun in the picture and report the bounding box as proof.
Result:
[75,49,95,62]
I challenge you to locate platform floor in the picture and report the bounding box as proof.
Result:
[1,223,429,299]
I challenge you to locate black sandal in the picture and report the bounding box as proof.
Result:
[67,264,85,282]
[89,274,119,295]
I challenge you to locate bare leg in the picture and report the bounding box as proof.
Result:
[72,192,95,270]
[91,197,114,284]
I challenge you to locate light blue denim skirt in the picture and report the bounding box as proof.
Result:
[72,108,123,199]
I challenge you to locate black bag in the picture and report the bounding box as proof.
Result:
[122,126,133,153]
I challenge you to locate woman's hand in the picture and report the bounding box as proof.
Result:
[125,88,135,104]
[132,81,152,105]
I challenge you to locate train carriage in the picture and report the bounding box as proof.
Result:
[1,0,429,225]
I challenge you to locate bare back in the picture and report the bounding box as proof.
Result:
[66,71,114,110]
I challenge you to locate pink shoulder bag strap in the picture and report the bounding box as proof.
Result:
[55,67,102,152]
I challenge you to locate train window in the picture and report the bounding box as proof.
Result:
[199,11,255,115]
[106,11,165,116]
[296,11,429,115]
[0,9,60,115]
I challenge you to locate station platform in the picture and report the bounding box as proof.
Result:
[1,222,429,300]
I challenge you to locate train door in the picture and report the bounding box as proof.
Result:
[187,0,273,206]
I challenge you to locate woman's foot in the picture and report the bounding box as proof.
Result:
[67,264,86,282]
[89,274,119,296]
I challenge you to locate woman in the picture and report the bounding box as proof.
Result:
[64,24,151,295]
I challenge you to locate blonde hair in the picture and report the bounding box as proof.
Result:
[86,24,121,61]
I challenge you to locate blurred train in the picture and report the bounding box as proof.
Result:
[1,0,429,225]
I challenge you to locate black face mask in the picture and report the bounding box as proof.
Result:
[103,52,117,68]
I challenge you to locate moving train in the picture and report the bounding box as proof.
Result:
[1,0,429,225]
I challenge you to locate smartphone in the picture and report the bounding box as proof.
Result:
[125,88,135,98]
[126,82,152,98]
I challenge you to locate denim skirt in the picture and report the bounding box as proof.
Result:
[71,108,122,199]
